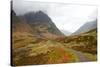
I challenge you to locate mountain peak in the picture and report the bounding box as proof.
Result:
[24,11,52,23]
[34,11,51,22]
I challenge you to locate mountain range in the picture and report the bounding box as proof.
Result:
[12,9,97,37]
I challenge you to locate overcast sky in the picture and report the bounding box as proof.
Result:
[13,0,97,34]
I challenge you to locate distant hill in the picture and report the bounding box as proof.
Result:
[72,20,97,35]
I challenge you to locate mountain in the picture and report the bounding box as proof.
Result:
[72,19,97,35]
[21,11,65,39]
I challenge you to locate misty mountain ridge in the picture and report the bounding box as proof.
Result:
[72,19,97,35]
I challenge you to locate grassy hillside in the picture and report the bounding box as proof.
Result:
[12,29,97,66]
[62,29,97,54]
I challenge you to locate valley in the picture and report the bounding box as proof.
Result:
[12,10,97,66]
